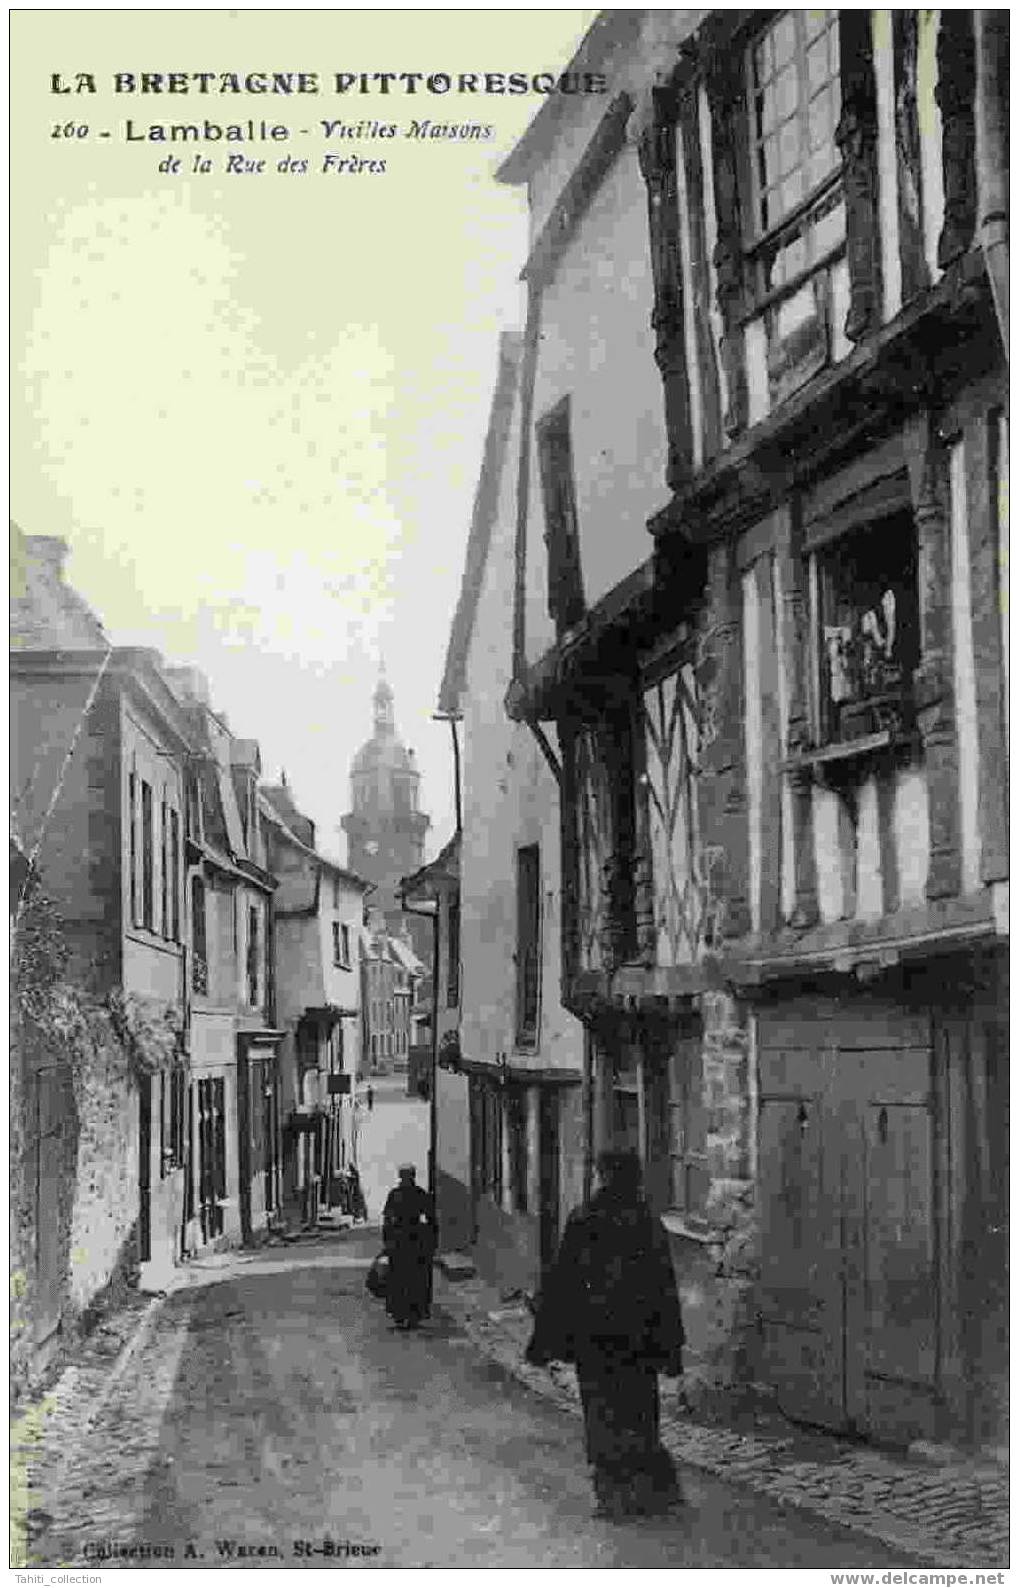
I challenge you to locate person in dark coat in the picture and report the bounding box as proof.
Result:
[526,1149,685,1520]
[381,1165,436,1330]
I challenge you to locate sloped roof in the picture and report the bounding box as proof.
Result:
[10,528,108,651]
[389,936,425,977]
[495,11,644,186]
[258,789,369,892]
[401,831,460,903]
[437,334,522,718]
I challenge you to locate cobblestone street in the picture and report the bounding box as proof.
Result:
[15,1237,948,1572]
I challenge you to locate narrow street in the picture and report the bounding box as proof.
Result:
[352,1073,429,1221]
[25,1236,914,1571]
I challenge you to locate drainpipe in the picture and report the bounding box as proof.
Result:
[975,10,1009,357]
[402,890,440,1204]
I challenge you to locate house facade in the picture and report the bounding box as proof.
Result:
[11,592,192,1297]
[401,834,465,1243]
[359,911,424,1076]
[501,10,1008,1450]
[167,670,283,1252]
[424,332,587,1289]
[261,780,368,1227]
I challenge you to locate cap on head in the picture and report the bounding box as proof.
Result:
[398,1164,416,1180]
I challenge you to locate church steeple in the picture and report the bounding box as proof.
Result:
[373,664,395,737]
[341,672,430,923]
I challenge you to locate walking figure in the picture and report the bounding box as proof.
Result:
[366,1084,374,1113]
[381,1165,436,1331]
[526,1149,684,1520]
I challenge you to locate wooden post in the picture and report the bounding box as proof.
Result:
[905,414,961,901]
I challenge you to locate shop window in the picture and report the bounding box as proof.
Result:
[745,10,849,409]
[813,511,919,745]
[515,846,541,1049]
[536,396,585,637]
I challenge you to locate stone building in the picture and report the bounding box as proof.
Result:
[401,833,463,1237]
[260,779,369,1227]
[498,9,1008,1451]
[165,670,284,1253]
[11,538,192,1309]
[358,909,425,1076]
[413,332,587,1288]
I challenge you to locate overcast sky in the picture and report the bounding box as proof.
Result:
[11,9,595,863]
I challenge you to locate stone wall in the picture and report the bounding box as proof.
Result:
[675,988,761,1418]
[10,885,141,1402]
[67,1006,139,1311]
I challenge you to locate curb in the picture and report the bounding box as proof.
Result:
[439,1289,1007,1571]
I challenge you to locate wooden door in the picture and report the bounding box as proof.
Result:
[842,1047,937,1441]
[197,1077,225,1241]
[758,1004,938,1440]
[757,1043,845,1427]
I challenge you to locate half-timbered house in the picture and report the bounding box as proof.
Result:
[501,9,1007,1451]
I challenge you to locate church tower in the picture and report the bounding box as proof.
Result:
[341,670,430,922]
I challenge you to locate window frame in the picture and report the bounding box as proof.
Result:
[514,845,541,1050]
[246,903,260,1007]
[536,394,586,637]
[140,779,154,930]
[802,484,921,757]
[739,9,850,411]
[446,896,461,1010]
[191,874,208,995]
[667,1035,710,1225]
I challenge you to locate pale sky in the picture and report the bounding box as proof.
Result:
[11,9,596,862]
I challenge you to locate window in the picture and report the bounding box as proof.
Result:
[169,810,180,940]
[340,924,351,966]
[813,510,919,746]
[191,876,208,994]
[332,876,340,910]
[128,770,137,923]
[332,921,342,966]
[536,397,585,636]
[745,11,848,409]
[247,905,260,1006]
[161,1069,187,1176]
[160,798,168,937]
[472,1076,503,1201]
[446,897,460,1009]
[515,846,541,1048]
[668,1035,708,1222]
[141,780,154,929]
[507,1084,528,1213]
